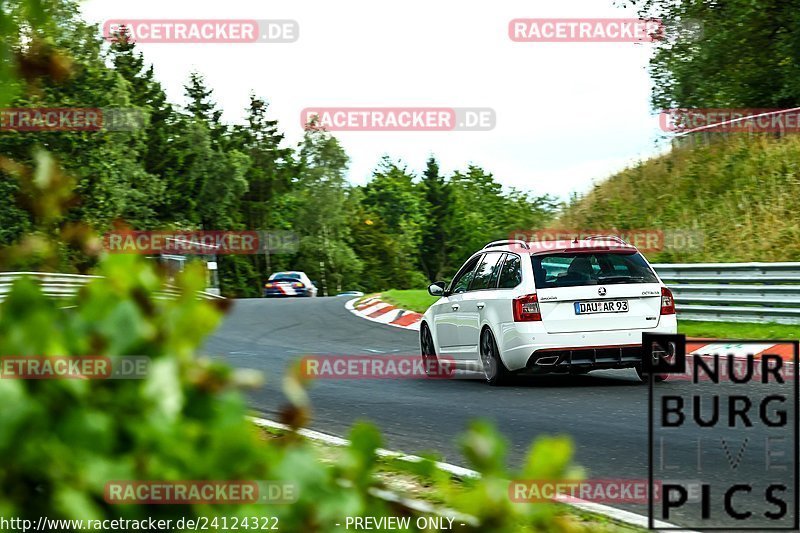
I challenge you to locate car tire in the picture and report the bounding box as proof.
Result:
[634,364,668,383]
[420,324,441,378]
[480,328,510,386]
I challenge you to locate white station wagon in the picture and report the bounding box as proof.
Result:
[419,237,678,385]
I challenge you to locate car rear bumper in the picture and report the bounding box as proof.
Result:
[263,288,313,297]
[524,345,643,373]
[498,315,678,371]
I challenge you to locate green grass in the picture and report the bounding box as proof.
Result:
[374,291,799,340]
[680,320,799,340]
[380,289,440,313]
[556,134,800,263]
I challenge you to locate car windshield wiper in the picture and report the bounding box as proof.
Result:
[596,275,647,283]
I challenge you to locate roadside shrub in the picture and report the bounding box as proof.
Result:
[0,254,588,532]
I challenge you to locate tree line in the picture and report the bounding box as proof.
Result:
[0,3,557,296]
[625,0,800,111]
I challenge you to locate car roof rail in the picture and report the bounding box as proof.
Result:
[582,234,629,245]
[483,239,529,250]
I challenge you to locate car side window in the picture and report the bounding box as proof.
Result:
[449,255,481,294]
[489,254,505,288]
[497,254,522,289]
[469,252,504,291]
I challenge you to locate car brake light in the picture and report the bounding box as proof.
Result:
[292,282,304,288]
[513,294,541,322]
[661,287,676,315]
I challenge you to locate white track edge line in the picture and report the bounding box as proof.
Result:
[249,416,692,531]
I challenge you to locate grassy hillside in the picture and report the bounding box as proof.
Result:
[557,135,800,263]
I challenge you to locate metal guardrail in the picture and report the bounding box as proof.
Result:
[3,265,800,324]
[0,272,224,303]
[653,262,800,325]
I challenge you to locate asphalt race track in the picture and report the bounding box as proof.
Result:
[205,297,797,529]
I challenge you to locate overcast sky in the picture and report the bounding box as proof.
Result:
[80,0,671,200]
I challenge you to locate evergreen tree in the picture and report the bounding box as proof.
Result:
[419,156,452,281]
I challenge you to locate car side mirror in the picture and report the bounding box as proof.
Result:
[428,281,446,297]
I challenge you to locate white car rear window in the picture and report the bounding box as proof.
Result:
[532,252,658,288]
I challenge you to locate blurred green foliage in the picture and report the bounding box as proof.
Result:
[0,254,597,531]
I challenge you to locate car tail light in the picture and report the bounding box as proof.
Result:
[264,282,274,288]
[513,294,541,322]
[660,287,676,315]
[292,282,304,288]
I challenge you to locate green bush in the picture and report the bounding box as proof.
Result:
[0,256,383,528]
[0,255,597,532]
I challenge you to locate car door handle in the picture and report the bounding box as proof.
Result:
[476,302,485,309]
[451,304,460,311]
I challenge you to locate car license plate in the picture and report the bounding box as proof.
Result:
[574,300,629,315]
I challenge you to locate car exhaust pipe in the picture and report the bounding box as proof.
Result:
[535,356,559,366]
